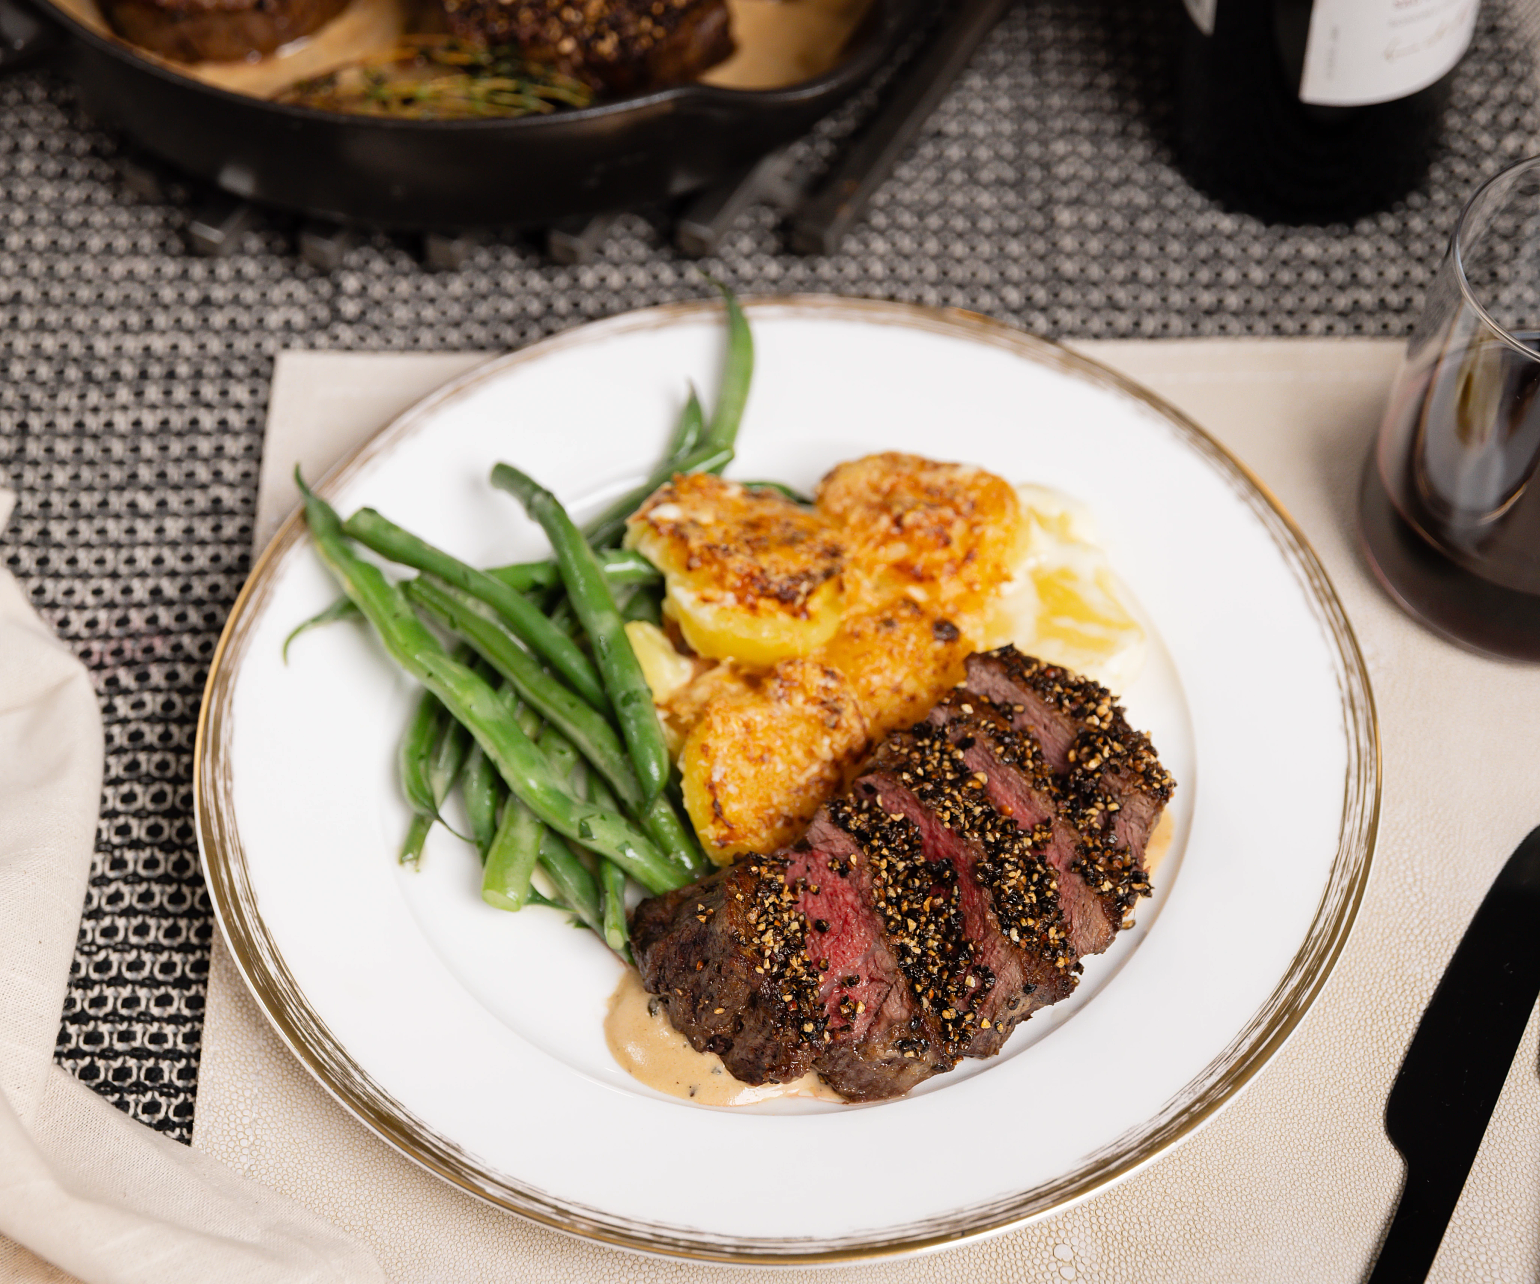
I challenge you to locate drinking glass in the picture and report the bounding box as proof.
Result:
[1361,156,1540,660]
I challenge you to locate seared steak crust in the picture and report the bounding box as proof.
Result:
[928,691,1115,957]
[631,854,822,1085]
[857,724,1076,1057]
[829,794,983,1062]
[631,645,1174,1103]
[962,648,1172,921]
[1062,727,1173,916]
[435,0,734,93]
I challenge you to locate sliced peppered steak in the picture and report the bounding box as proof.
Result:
[630,644,1174,1103]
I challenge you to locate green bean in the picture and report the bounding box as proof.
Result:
[599,857,630,959]
[533,727,604,931]
[478,697,546,910]
[342,506,608,711]
[739,480,812,506]
[297,472,685,893]
[580,770,636,960]
[620,585,663,627]
[461,744,503,855]
[485,548,661,595]
[670,443,735,477]
[405,576,645,811]
[492,464,673,805]
[538,829,604,934]
[548,596,580,639]
[639,790,710,880]
[282,596,361,663]
[398,683,472,864]
[539,723,580,781]
[398,690,446,824]
[482,791,544,912]
[428,712,471,806]
[583,386,706,549]
[398,813,432,867]
[702,280,753,458]
[607,287,748,487]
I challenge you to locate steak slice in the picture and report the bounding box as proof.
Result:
[101,0,350,63]
[961,648,1112,774]
[631,854,823,1086]
[927,691,1115,958]
[855,723,1077,1060]
[435,0,734,94]
[793,803,952,1101]
[1061,727,1174,918]
[962,648,1173,921]
[631,645,1175,1104]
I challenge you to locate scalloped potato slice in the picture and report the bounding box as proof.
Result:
[816,451,1026,614]
[680,658,868,863]
[816,597,973,743]
[625,473,846,666]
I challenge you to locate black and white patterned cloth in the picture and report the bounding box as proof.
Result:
[2,0,1537,1142]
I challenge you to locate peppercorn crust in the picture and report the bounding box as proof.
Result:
[962,647,1173,921]
[630,855,820,1085]
[435,0,735,94]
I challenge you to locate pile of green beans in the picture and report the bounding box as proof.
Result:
[292,285,754,963]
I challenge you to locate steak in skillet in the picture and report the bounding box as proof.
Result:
[101,0,350,63]
[434,0,734,93]
[631,645,1173,1102]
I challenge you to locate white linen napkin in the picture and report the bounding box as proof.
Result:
[0,488,386,1284]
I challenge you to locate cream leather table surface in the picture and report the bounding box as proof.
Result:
[190,337,1540,1283]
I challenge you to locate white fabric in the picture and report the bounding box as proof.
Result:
[0,488,385,1284]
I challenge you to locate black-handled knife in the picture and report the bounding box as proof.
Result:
[1367,824,1540,1283]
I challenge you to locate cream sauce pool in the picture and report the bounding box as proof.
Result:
[609,809,1180,1105]
[605,969,844,1106]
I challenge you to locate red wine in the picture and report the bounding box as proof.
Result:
[1176,0,1477,224]
[1361,329,1540,660]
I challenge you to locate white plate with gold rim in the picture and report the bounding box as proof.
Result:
[196,297,1377,1264]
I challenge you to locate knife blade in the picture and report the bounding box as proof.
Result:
[1367,824,1540,1283]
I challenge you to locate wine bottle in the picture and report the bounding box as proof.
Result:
[1176,0,1479,224]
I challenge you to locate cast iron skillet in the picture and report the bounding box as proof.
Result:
[0,0,922,229]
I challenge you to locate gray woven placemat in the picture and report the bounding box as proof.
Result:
[2,0,1537,1143]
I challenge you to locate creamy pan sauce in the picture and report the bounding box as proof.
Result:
[704,0,874,89]
[605,969,845,1106]
[611,810,1180,1105]
[44,0,873,99]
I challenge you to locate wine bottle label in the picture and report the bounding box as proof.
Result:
[1299,0,1478,107]
[1184,0,1215,36]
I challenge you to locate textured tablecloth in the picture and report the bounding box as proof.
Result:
[168,338,1540,1284]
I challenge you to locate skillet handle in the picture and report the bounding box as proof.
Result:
[0,0,60,72]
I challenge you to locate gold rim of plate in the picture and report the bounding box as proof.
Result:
[194,296,1381,1264]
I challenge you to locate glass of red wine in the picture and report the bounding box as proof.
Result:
[1361,157,1540,661]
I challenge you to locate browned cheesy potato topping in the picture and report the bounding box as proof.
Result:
[625,452,1026,863]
